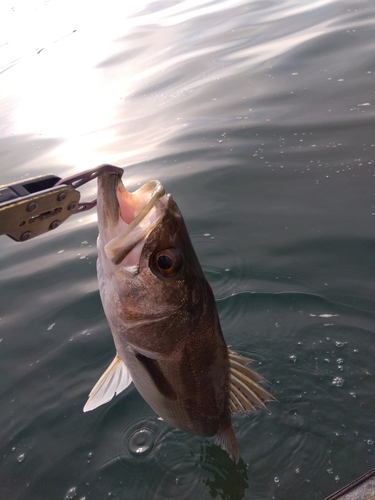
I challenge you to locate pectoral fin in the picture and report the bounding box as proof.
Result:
[83,355,132,412]
[228,349,276,414]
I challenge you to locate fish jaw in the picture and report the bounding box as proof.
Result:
[97,173,167,270]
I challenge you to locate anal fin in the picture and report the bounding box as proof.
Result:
[228,349,276,415]
[83,355,132,412]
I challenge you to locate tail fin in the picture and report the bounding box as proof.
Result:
[215,424,241,464]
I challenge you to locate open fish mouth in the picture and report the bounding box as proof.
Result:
[97,174,167,267]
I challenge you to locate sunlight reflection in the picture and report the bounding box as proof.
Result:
[1,0,148,168]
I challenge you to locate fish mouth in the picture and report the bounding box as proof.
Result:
[97,173,167,266]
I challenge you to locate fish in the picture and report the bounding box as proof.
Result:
[83,170,275,463]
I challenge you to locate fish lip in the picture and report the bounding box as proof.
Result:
[97,171,122,228]
[97,174,167,266]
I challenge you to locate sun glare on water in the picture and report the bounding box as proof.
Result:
[0,0,148,169]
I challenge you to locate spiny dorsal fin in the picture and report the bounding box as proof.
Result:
[83,355,132,412]
[228,349,276,415]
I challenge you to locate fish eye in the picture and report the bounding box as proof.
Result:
[151,248,184,279]
[157,254,173,269]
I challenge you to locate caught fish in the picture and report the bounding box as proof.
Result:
[84,171,275,463]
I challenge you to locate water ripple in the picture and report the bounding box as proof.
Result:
[96,416,209,499]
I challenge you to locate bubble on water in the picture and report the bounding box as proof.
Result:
[87,452,93,459]
[350,392,356,398]
[17,453,25,463]
[335,475,340,482]
[65,487,77,499]
[274,477,280,483]
[336,358,344,365]
[335,341,347,348]
[47,323,55,331]
[331,377,344,387]
[295,468,300,474]
[289,355,297,363]
[366,439,374,446]
[327,468,333,474]
[127,428,155,457]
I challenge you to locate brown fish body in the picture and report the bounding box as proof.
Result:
[102,193,233,436]
[85,172,274,462]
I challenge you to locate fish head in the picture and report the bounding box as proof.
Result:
[97,172,206,356]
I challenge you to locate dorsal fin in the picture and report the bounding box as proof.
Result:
[83,355,132,412]
[228,349,276,415]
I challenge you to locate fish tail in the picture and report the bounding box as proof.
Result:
[215,424,241,464]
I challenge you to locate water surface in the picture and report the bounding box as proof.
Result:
[0,0,374,499]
